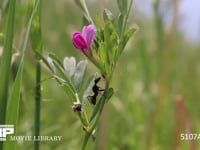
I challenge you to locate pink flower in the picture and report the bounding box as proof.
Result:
[72,24,95,51]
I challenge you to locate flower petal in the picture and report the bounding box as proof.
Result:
[82,24,95,48]
[72,32,87,51]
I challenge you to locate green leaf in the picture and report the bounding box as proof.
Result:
[74,0,93,24]
[105,88,114,103]
[30,15,42,52]
[118,13,125,37]
[54,75,76,103]
[118,27,136,56]
[3,0,38,149]
[0,0,16,125]
[33,51,56,73]
[103,22,118,71]
[92,29,104,51]
[82,15,90,26]
[4,63,23,150]
[74,0,84,11]
[89,94,105,122]
[117,0,128,14]
[49,53,63,67]
[103,8,113,22]
[63,84,77,103]
[63,57,76,78]
[104,22,118,51]
[47,57,56,73]
[99,42,107,65]
[99,42,111,73]
[74,60,88,90]
[30,0,43,55]
[49,55,76,93]
[89,97,102,122]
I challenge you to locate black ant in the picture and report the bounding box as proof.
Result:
[88,77,104,105]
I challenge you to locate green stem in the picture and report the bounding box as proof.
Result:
[153,0,164,67]
[83,51,106,75]
[81,79,110,150]
[31,0,42,150]
[34,61,41,150]
[80,0,94,24]
[78,111,89,127]
[75,92,89,127]
[126,0,134,23]
[82,110,89,125]
[81,132,91,150]
[88,80,109,131]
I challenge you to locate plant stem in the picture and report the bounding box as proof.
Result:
[81,132,91,150]
[153,0,164,61]
[81,0,94,24]
[30,0,42,149]
[34,61,41,150]
[81,78,110,150]
[83,51,106,75]
[80,98,106,150]
[78,111,89,127]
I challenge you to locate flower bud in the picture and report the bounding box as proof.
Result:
[72,32,87,51]
[72,102,82,112]
[72,24,95,51]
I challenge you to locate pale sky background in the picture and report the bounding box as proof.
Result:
[134,0,200,43]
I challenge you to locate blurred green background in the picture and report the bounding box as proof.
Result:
[0,0,200,149]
